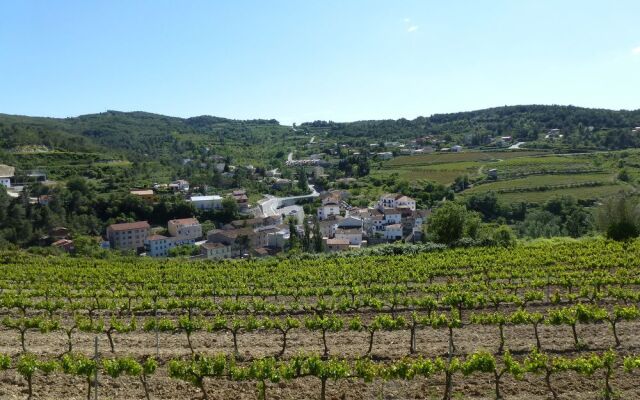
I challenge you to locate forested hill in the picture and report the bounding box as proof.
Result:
[302,105,640,146]
[1,105,640,158]
[0,110,284,158]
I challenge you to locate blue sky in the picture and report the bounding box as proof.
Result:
[1,1,639,125]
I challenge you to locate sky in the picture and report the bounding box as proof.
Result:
[0,1,639,125]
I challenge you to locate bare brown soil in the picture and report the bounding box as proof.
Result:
[1,316,639,400]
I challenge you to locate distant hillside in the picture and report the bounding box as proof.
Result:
[0,110,285,159]
[302,105,640,147]
[1,105,640,161]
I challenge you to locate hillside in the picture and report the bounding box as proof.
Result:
[0,111,287,159]
[2,105,640,160]
[302,105,640,148]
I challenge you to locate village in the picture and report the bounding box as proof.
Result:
[103,188,429,260]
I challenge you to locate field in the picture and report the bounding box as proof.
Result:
[373,150,639,205]
[1,239,640,399]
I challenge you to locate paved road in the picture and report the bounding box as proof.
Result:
[508,142,526,149]
[287,152,294,162]
[256,184,319,218]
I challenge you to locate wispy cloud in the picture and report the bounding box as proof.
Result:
[632,46,640,55]
[403,18,418,33]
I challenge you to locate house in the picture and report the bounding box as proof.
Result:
[545,129,562,139]
[226,215,281,230]
[334,227,363,246]
[265,168,281,178]
[325,238,350,252]
[378,194,416,211]
[200,242,232,260]
[318,215,343,238]
[169,180,190,191]
[52,239,74,253]
[107,221,151,251]
[266,226,289,249]
[253,247,271,257]
[190,195,223,210]
[376,152,393,160]
[49,227,70,241]
[144,235,175,257]
[500,136,513,142]
[383,224,403,241]
[317,202,341,220]
[272,179,293,190]
[130,189,156,204]
[232,190,249,210]
[168,218,202,242]
[383,208,403,224]
[487,169,498,179]
[451,145,463,152]
[0,165,15,188]
[207,227,255,257]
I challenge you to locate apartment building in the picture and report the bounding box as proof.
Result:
[106,221,151,251]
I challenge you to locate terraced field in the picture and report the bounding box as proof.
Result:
[374,149,638,205]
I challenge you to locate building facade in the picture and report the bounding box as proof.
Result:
[107,221,151,251]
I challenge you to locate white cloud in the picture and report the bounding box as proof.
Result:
[633,46,640,55]
[407,25,419,33]
[404,17,411,23]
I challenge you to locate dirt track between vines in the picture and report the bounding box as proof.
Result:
[1,314,640,400]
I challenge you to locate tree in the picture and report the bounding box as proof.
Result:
[465,192,502,221]
[220,196,239,222]
[427,202,480,245]
[312,218,324,252]
[596,194,640,241]
[492,225,516,247]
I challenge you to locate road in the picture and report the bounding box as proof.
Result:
[309,136,315,144]
[287,152,293,162]
[256,185,319,218]
[508,142,526,149]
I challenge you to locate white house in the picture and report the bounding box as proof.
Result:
[200,242,232,260]
[451,145,463,152]
[334,227,363,246]
[383,224,403,241]
[376,152,393,160]
[0,165,15,188]
[317,202,340,220]
[190,195,223,210]
[168,218,202,242]
[378,194,416,211]
[144,235,176,257]
[383,208,402,224]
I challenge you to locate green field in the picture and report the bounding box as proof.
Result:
[494,183,632,204]
[371,149,639,206]
[386,150,548,167]
[464,173,616,194]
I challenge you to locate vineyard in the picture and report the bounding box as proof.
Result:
[1,238,640,399]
